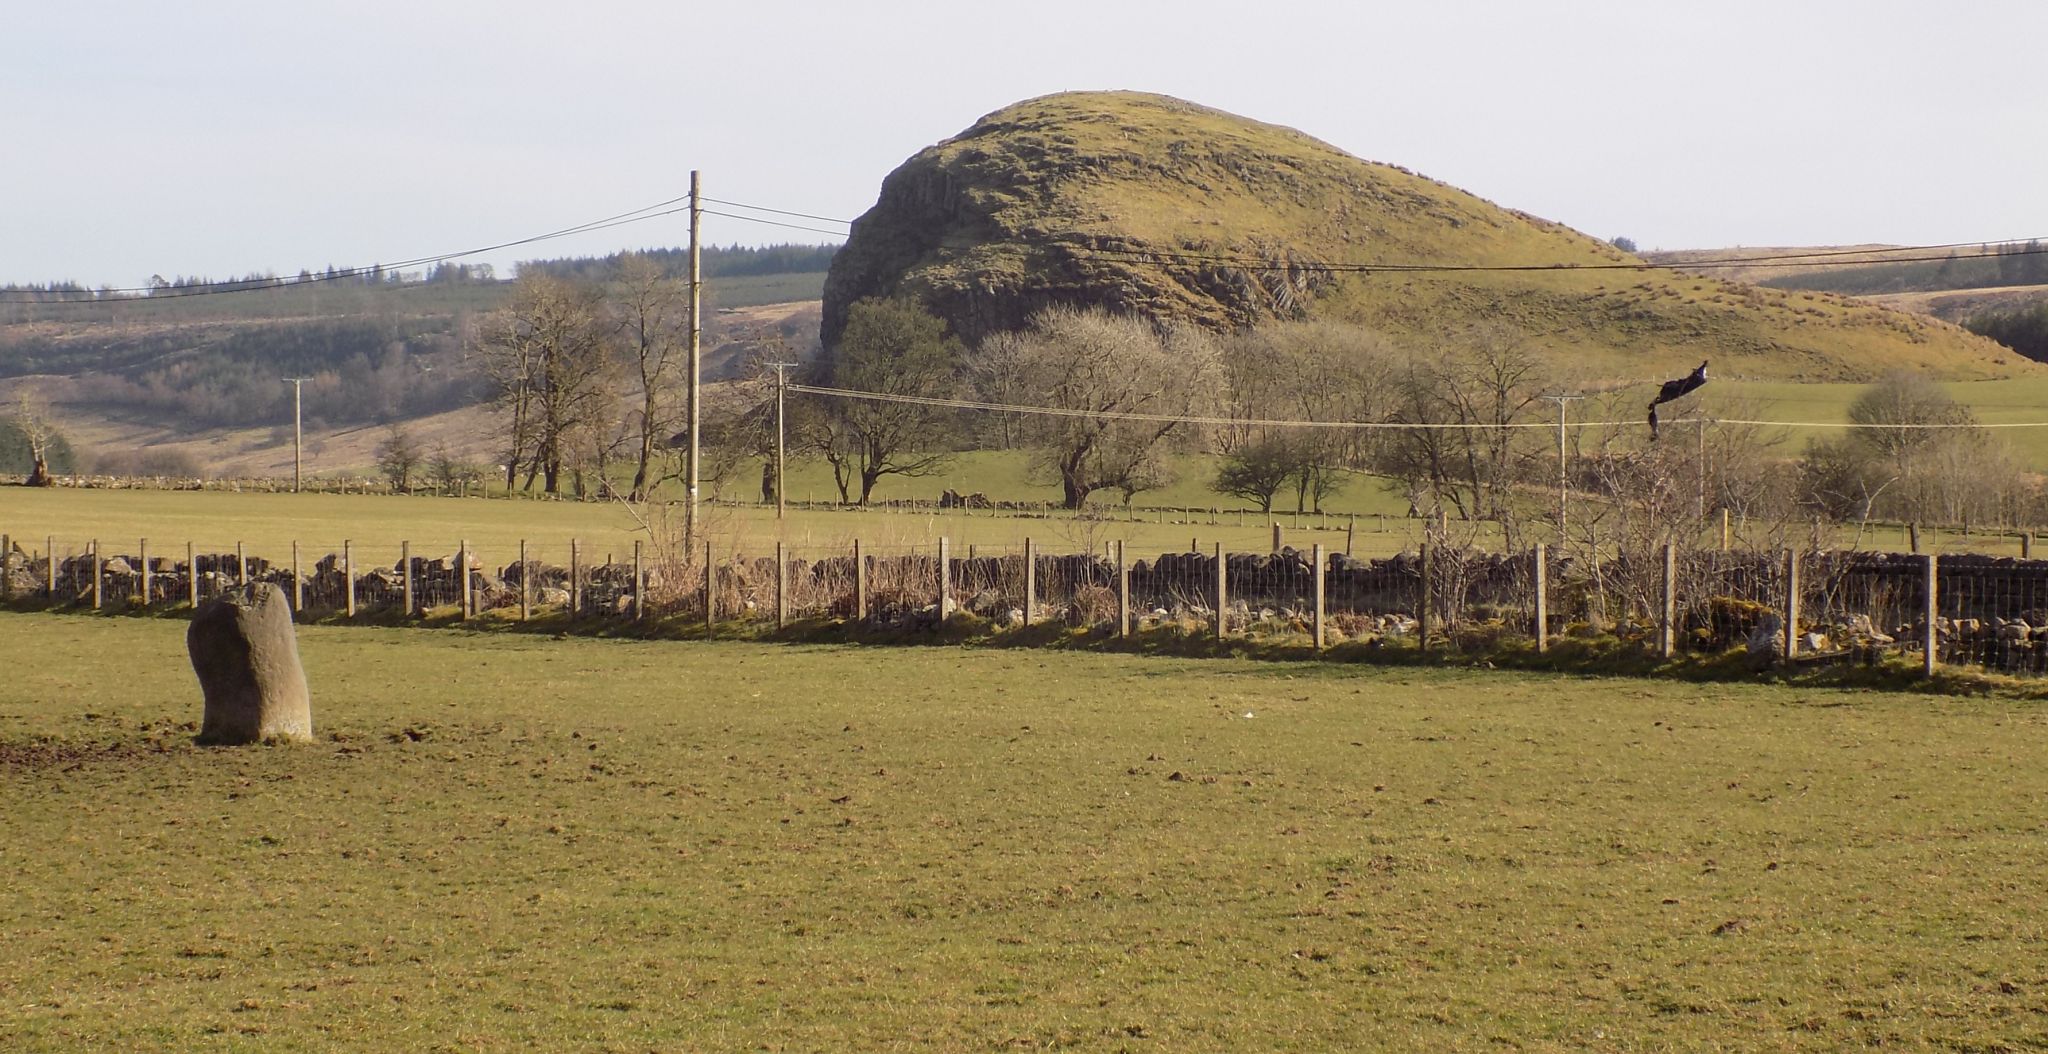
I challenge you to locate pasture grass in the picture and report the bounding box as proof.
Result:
[4,613,2048,1050]
[1721,375,2048,469]
[6,477,2041,579]
[0,482,1416,567]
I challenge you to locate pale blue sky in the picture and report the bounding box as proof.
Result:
[5,0,2043,287]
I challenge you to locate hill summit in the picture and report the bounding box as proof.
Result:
[823,91,2025,381]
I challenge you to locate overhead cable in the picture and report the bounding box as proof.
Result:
[0,192,697,304]
[790,383,2048,431]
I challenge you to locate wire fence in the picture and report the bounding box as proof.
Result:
[6,529,2045,678]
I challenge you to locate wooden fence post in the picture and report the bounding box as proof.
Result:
[401,541,413,616]
[519,540,531,621]
[91,539,101,610]
[938,537,952,618]
[1783,548,1800,660]
[1534,543,1548,653]
[1659,542,1676,659]
[855,539,869,624]
[1116,539,1129,637]
[704,541,717,632]
[1923,552,1939,677]
[569,539,581,616]
[1312,542,1326,651]
[634,540,645,622]
[46,536,56,599]
[291,541,303,612]
[460,539,472,620]
[1022,538,1035,627]
[344,540,356,618]
[774,541,787,629]
[1346,515,1356,557]
[1720,507,1731,551]
[1214,541,1227,640]
[1271,522,1282,554]
[138,538,150,607]
[185,541,195,608]
[2025,534,2035,560]
[1418,539,1432,652]
[1909,523,1921,554]
[236,542,247,588]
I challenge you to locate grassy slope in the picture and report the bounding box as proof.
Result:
[6,613,2048,1050]
[836,91,2025,381]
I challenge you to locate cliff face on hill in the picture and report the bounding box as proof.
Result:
[823,91,2028,381]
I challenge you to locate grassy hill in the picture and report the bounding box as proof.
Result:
[824,91,2027,383]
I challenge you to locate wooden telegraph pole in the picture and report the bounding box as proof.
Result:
[685,170,703,550]
[767,361,797,521]
[285,377,312,492]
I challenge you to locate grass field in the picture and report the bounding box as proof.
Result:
[7,472,2043,577]
[5,612,2047,1049]
[1719,376,2048,468]
[0,471,1419,566]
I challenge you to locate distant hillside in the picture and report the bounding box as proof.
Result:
[0,247,831,473]
[518,243,836,283]
[825,91,2026,382]
[1650,243,2048,369]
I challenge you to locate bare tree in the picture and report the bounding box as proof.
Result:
[607,255,687,501]
[427,444,483,494]
[10,390,57,486]
[801,297,963,505]
[1002,307,1221,509]
[1378,327,1545,526]
[967,330,1030,450]
[1799,372,2031,528]
[376,425,422,491]
[468,275,614,494]
[1218,321,1394,512]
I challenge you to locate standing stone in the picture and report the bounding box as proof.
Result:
[188,584,312,744]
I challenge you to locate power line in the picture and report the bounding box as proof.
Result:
[792,382,1631,430]
[693,198,2043,274]
[685,197,2046,275]
[1075,239,2048,276]
[700,197,853,226]
[790,382,2048,432]
[9,176,2042,306]
[0,192,697,304]
[699,209,850,239]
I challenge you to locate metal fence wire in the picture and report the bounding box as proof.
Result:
[16,530,2048,678]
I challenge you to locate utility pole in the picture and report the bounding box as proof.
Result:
[284,377,312,492]
[1541,394,1584,544]
[766,361,797,521]
[686,170,703,549]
